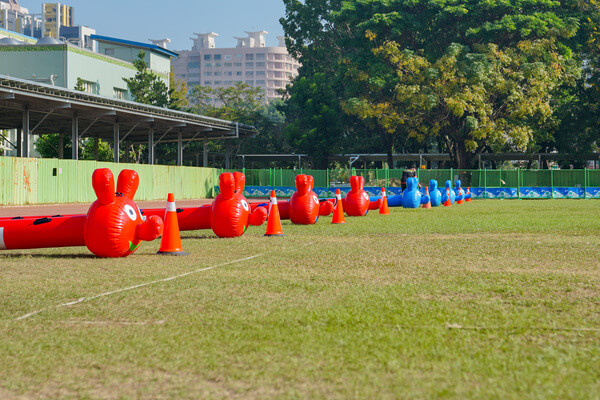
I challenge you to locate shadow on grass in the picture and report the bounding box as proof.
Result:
[0,253,97,259]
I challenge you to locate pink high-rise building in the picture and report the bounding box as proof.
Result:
[173,31,300,102]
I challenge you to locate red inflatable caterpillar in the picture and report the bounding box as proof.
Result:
[249,174,334,224]
[0,168,163,257]
[342,176,382,216]
[143,172,267,238]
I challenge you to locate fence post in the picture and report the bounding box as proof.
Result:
[280,168,283,187]
[269,168,273,188]
[550,169,554,199]
[584,168,587,199]
[450,167,453,184]
[484,168,487,199]
[517,168,521,199]
[386,168,389,188]
[326,168,330,197]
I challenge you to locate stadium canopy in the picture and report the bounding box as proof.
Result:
[0,74,257,165]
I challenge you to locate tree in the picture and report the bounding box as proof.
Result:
[123,51,170,107]
[282,0,593,168]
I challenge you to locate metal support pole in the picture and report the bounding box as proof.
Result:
[203,137,208,167]
[16,128,22,157]
[71,116,78,160]
[148,127,154,165]
[22,108,29,157]
[113,123,120,163]
[177,130,183,166]
[58,133,64,159]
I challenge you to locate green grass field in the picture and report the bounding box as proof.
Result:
[1,200,599,399]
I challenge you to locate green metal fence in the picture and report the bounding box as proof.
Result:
[236,168,595,191]
[2,158,598,206]
[0,156,219,206]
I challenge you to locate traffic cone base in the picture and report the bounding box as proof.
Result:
[158,193,189,255]
[332,189,346,224]
[379,187,390,215]
[265,190,284,236]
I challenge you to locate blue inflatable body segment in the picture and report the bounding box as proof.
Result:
[454,179,464,201]
[402,177,422,208]
[369,193,403,207]
[429,179,442,207]
[441,180,456,204]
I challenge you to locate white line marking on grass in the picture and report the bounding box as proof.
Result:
[15,253,263,321]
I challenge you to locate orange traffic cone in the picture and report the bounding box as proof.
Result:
[379,187,390,215]
[265,190,284,236]
[443,188,451,207]
[466,187,472,202]
[422,187,431,209]
[332,189,346,224]
[158,193,188,255]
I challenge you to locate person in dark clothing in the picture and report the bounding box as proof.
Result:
[401,164,417,191]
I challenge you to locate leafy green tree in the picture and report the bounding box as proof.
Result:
[123,51,170,107]
[282,0,594,168]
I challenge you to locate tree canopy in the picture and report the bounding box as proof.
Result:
[281,0,600,168]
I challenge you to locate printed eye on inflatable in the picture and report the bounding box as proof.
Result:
[402,177,422,208]
[0,168,163,258]
[428,179,442,207]
[342,176,380,216]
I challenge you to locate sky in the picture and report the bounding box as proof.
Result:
[18,0,287,50]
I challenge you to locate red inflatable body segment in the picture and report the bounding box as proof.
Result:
[84,169,163,257]
[0,215,86,250]
[0,169,163,257]
[142,172,267,238]
[342,176,372,216]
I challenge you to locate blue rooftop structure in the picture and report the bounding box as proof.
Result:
[90,34,179,58]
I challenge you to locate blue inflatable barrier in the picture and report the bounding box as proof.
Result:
[441,180,456,204]
[402,177,422,208]
[429,180,442,207]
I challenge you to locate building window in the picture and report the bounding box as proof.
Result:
[256,53,265,61]
[275,54,283,61]
[113,88,127,99]
[104,48,114,55]
[214,81,221,85]
[214,54,222,60]
[188,73,200,78]
[204,63,212,67]
[256,71,266,76]
[79,80,97,94]
[214,71,222,76]
[190,55,200,62]
[204,81,211,85]
[226,71,233,76]
[204,72,212,76]
[245,62,253,69]
[224,62,232,67]
[204,54,211,60]
[214,62,222,67]
[235,54,242,58]
[224,55,232,60]
[246,54,254,60]
[256,62,265,68]
[224,80,233,84]
[256,80,265,85]
[245,71,254,77]
[188,62,200,69]
[236,71,242,76]
[245,80,254,85]
[275,62,283,69]
[234,62,242,67]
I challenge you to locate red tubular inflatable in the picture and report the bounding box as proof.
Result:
[142,172,267,238]
[249,175,334,223]
[0,169,163,257]
[342,176,381,216]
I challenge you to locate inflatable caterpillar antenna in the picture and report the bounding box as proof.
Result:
[0,169,163,258]
[143,172,267,238]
